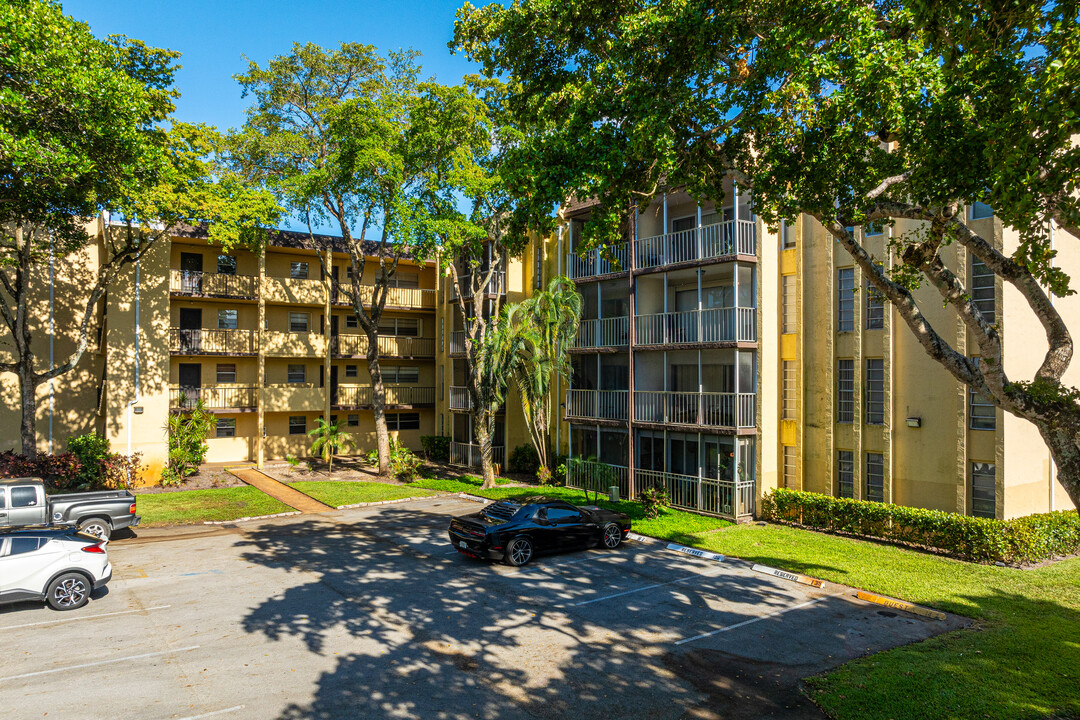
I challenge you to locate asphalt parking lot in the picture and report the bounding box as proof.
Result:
[0,497,965,720]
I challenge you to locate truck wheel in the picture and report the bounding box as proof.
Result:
[78,518,111,541]
[47,573,91,611]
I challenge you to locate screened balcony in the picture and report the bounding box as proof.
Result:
[634,307,756,345]
[566,243,628,280]
[633,390,755,429]
[634,219,755,269]
[564,389,629,421]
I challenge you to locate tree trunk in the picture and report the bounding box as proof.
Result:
[367,330,390,476]
[475,410,497,489]
[18,354,38,458]
[1035,417,1080,513]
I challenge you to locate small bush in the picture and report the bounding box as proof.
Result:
[551,454,569,486]
[163,401,215,486]
[637,485,670,519]
[536,465,552,485]
[388,439,421,482]
[761,488,1080,564]
[508,444,540,475]
[67,432,112,488]
[285,454,301,469]
[420,435,450,462]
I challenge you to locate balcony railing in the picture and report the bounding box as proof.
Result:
[263,330,327,357]
[332,335,435,357]
[450,331,466,355]
[169,385,257,410]
[169,270,257,299]
[574,317,630,348]
[262,383,324,412]
[565,389,629,421]
[170,328,257,355]
[333,385,435,407]
[636,468,755,520]
[635,307,757,345]
[334,286,437,309]
[263,276,327,305]
[635,219,756,269]
[565,244,628,280]
[449,442,505,469]
[634,390,756,429]
[565,460,630,500]
[450,272,507,300]
[449,385,472,411]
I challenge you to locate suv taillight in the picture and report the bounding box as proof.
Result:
[129,502,136,515]
[81,542,106,554]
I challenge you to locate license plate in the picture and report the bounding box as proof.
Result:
[459,541,468,548]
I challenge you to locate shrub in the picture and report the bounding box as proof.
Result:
[536,465,552,485]
[388,439,421,482]
[419,435,450,462]
[551,453,569,486]
[508,444,540,475]
[285,454,302,469]
[761,488,1080,565]
[0,450,90,490]
[637,485,670,519]
[67,432,112,488]
[162,401,215,486]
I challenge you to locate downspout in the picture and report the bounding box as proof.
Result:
[126,230,141,486]
[1049,221,1056,512]
[48,231,55,453]
[556,224,564,457]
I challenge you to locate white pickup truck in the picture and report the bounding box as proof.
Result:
[0,477,140,540]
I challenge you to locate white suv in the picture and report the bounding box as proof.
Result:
[0,528,112,611]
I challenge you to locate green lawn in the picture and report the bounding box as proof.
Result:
[137,487,292,526]
[288,480,435,507]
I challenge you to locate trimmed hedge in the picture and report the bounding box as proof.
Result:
[761,488,1080,565]
[419,435,450,462]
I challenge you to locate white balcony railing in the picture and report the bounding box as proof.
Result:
[633,390,756,429]
[564,460,629,500]
[565,243,629,280]
[635,219,756,269]
[565,389,629,421]
[450,331,466,355]
[574,317,630,348]
[634,307,756,345]
[636,468,755,520]
[449,385,472,411]
[449,442,505,469]
[450,272,507,300]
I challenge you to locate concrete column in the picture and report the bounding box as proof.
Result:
[324,248,332,428]
[256,245,266,467]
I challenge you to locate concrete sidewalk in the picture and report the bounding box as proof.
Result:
[227,466,333,513]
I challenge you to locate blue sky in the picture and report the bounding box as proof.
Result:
[62,0,483,133]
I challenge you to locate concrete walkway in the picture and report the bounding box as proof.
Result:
[227,466,334,513]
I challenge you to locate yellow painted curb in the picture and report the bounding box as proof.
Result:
[752,564,825,589]
[856,591,946,620]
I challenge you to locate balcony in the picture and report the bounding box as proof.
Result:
[334,385,435,407]
[170,328,257,355]
[263,276,327,305]
[633,390,755,429]
[331,335,435,358]
[449,442,505,469]
[565,389,628,421]
[450,331,466,355]
[449,272,506,301]
[566,244,628,280]
[565,460,630,502]
[262,383,324,412]
[574,317,629,348]
[169,270,257,299]
[635,219,756,270]
[335,286,436,310]
[169,385,257,410]
[635,308,756,346]
[264,330,327,357]
[636,468,755,521]
[449,385,471,411]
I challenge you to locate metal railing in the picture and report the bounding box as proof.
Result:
[565,389,629,421]
[636,468,755,521]
[332,335,436,357]
[565,243,629,280]
[169,270,257,298]
[635,219,757,269]
[169,385,257,410]
[450,272,507,300]
[633,390,756,428]
[169,328,258,355]
[574,317,630,348]
[564,460,629,500]
[449,385,472,411]
[335,285,437,309]
[334,385,435,407]
[634,307,757,345]
[449,442,505,469]
[450,331,466,355]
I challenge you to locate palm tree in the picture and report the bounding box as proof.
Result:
[307,418,355,473]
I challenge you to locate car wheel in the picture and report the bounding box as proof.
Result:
[47,573,91,611]
[602,523,623,549]
[78,518,111,541]
[505,537,534,567]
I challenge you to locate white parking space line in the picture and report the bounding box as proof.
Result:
[515,554,600,574]
[0,645,201,682]
[674,597,827,646]
[0,605,171,631]
[573,567,725,606]
[172,705,245,720]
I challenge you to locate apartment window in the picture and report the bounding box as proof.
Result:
[866,452,884,502]
[217,309,238,330]
[288,416,306,435]
[865,269,885,330]
[440,317,445,348]
[390,272,420,289]
[287,364,306,384]
[534,244,543,289]
[216,255,236,275]
[837,450,854,498]
[290,261,309,280]
[782,361,796,420]
[837,268,855,331]
[972,462,996,518]
[865,359,884,425]
[216,364,236,383]
[837,359,855,423]
[345,315,358,329]
[969,358,996,430]
[289,312,310,333]
[864,221,884,237]
[782,275,796,334]
[970,201,994,220]
[216,418,236,438]
[383,366,419,384]
[781,218,797,249]
[347,414,359,427]
[379,317,419,337]
[345,364,358,378]
[387,412,421,431]
[782,446,796,488]
[971,255,995,321]
[346,266,354,280]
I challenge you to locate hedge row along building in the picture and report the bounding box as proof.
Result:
[2,193,1076,521]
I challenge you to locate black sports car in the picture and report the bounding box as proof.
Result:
[448,496,632,566]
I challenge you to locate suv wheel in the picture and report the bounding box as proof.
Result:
[47,573,91,611]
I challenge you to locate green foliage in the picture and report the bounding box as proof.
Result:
[66,433,112,488]
[762,489,1080,564]
[637,486,671,520]
[387,438,421,482]
[162,401,215,487]
[508,444,540,475]
[419,435,450,462]
[285,454,301,469]
[307,418,355,473]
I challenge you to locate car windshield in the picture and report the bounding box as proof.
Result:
[480,502,520,522]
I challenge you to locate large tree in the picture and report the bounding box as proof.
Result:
[0,1,270,456]
[454,0,1080,511]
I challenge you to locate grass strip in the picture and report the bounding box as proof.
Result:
[287,480,435,507]
[137,487,292,526]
